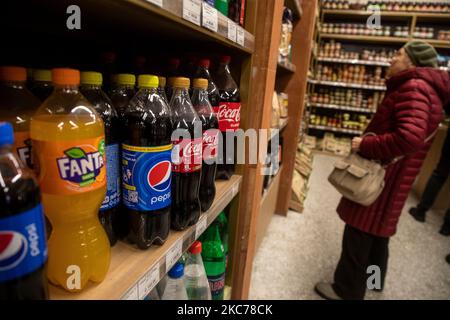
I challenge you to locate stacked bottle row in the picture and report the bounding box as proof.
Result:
[321,23,407,38]
[152,211,229,300]
[0,54,241,298]
[319,41,395,63]
[316,63,385,87]
[204,0,246,27]
[322,0,450,13]
[309,111,371,132]
[309,88,383,111]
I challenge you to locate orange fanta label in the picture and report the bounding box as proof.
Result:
[13,130,33,168]
[35,136,106,195]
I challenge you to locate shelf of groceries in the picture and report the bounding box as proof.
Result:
[322,9,450,19]
[316,56,390,67]
[320,34,450,49]
[308,124,363,136]
[50,175,241,300]
[277,60,297,73]
[308,78,386,91]
[308,102,376,114]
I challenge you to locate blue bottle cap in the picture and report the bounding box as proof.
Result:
[0,122,14,146]
[168,262,184,279]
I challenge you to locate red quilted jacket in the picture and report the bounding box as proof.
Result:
[337,67,449,237]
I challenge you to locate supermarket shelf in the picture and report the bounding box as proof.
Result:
[268,117,289,141]
[308,102,376,114]
[308,124,363,136]
[320,34,450,49]
[286,0,303,19]
[308,79,386,91]
[277,60,297,73]
[322,9,450,20]
[312,149,346,158]
[317,56,390,67]
[50,175,242,300]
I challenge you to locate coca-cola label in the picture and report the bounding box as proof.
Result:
[203,129,219,161]
[172,137,202,173]
[213,102,241,132]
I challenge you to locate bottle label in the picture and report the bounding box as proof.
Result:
[0,204,48,283]
[34,137,106,195]
[213,102,241,132]
[203,129,219,161]
[122,144,172,211]
[172,138,202,173]
[208,272,225,300]
[101,143,121,211]
[14,131,33,169]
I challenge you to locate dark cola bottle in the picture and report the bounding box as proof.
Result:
[214,55,241,180]
[194,59,220,108]
[191,78,219,212]
[122,75,172,249]
[170,77,202,230]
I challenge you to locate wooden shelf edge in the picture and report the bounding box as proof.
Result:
[317,56,390,67]
[322,9,450,19]
[277,60,297,73]
[308,102,376,114]
[125,0,255,53]
[261,165,283,205]
[50,175,242,300]
[308,124,363,136]
[268,118,289,141]
[308,78,386,91]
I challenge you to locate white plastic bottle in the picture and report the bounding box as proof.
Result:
[185,241,212,300]
[161,262,188,300]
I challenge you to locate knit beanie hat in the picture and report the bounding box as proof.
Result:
[403,41,438,68]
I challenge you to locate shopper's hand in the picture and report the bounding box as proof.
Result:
[352,137,363,151]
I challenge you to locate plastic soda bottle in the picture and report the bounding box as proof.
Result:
[185,241,212,300]
[161,262,188,300]
[30,69,53,101]
[0,122,48,300]
[109,73,136,119]
[201,221,226,300]
[0,66,41,169]
[80,71,121,246]
[30,68,110,292]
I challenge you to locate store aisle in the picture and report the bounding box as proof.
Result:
[249,154,450,300]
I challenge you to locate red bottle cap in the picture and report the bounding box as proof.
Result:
[220,55,231,64]
[189,241,202,254]
[198,59,210,68]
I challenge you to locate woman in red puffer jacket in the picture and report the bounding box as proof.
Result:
[315,41,450,300]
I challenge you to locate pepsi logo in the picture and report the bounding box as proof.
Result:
[147,160,171,192]
[0,231,28,271]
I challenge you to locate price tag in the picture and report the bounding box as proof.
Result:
[146,0,163,7]
[195,216,208,239]
[202,2,218,32]
[237,26,245,46]
[183,0,201,26]
[137,265,160,300]
[227,20,237,42]
[121,285,139,300]
[166,239,183,272]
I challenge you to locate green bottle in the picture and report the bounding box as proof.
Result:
[215,0,229,16]
[201,222,226,300]
[216,212,229,269]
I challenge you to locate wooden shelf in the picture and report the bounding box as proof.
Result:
[308,124,363,136]
[277,60,297,73]
[317,56,390,67]
[308,78,386,91]
[50,175,242,300]
[320,34,450,49]
[268,118,289,141]
[308,102,376,114]
[322,9,450,20]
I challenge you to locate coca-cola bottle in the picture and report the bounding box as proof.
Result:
[191,78,219,212]
[194,59,220,108]
[214,55,241,180]
[170,77,202,230]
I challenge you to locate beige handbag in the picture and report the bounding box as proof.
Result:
[328,131,437,206]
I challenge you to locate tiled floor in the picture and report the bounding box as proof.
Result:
[249,154,450,300]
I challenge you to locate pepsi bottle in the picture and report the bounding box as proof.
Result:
[122,75,172,249]
[170,77,202,230]
[214,55,241,180]
[0,122,48,300]
[191,78,219,211]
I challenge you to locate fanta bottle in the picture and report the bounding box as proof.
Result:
[30,68,110,292]
[0,66,41,169]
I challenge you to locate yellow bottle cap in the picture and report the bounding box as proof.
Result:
[80,71,103,85]
[193,78,208,89]
[33,69,52,82]
[158,76,166,87]
[138,74,159,88]
[115,73,136,86]
[173,77,190,89]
